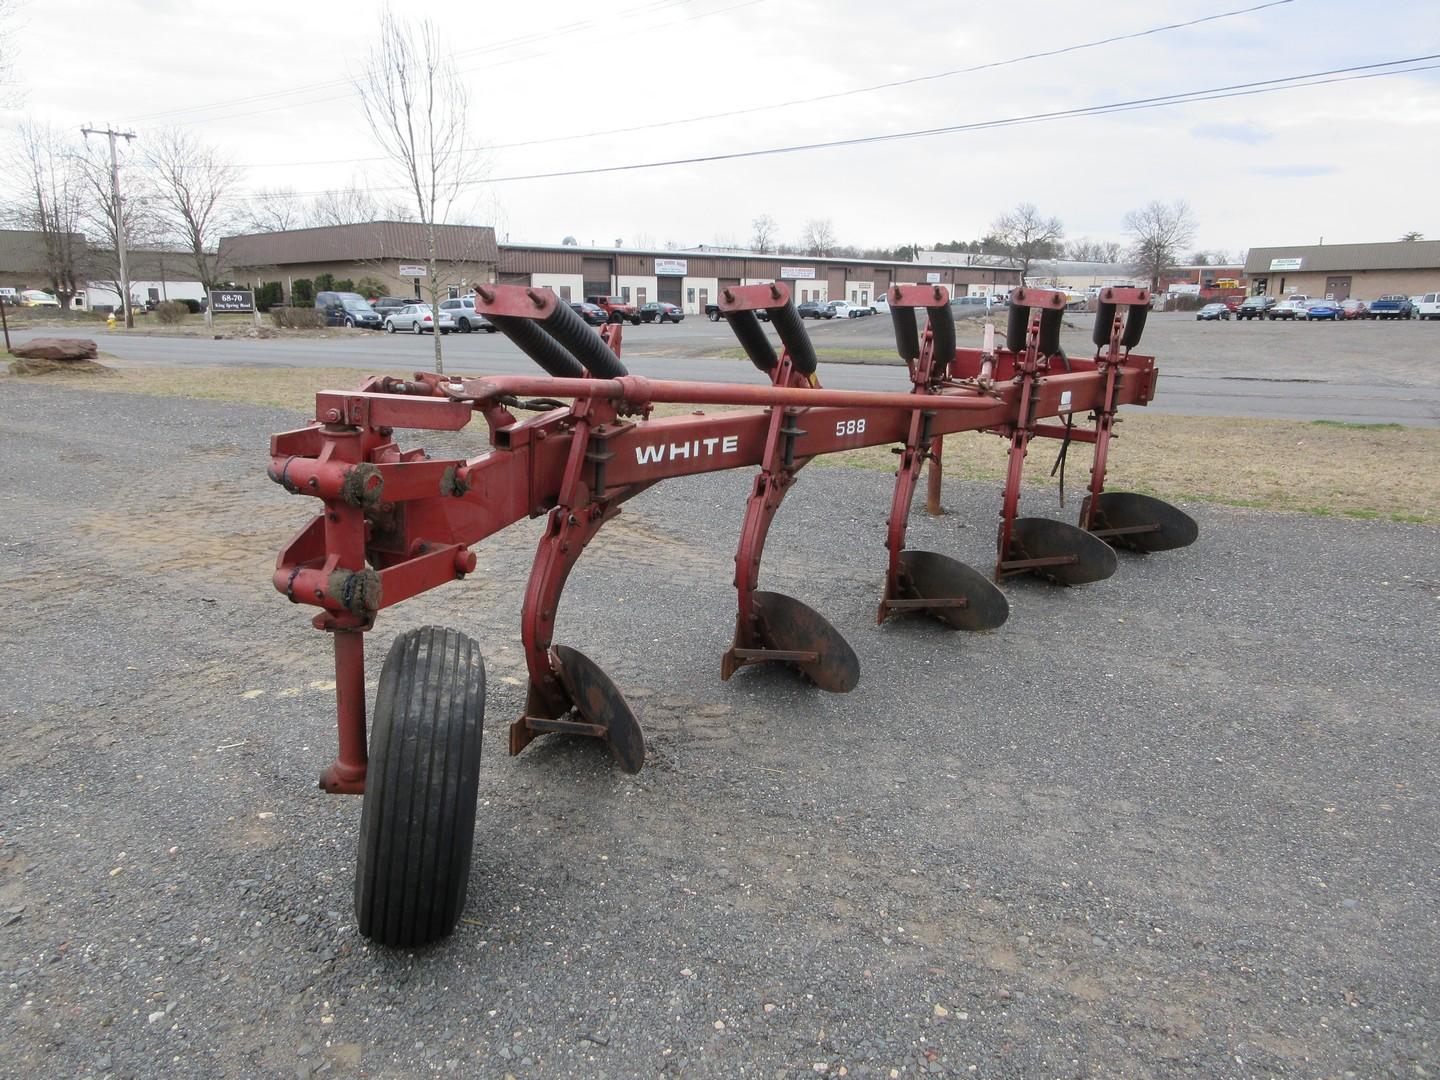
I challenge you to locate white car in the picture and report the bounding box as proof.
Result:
[439,296,496,333]
[21,289,59,307]
[869,295,890,315]
[1415,292,1440,320]
[385,303,455,334]
[1269,296,1309,320]
[828,301,866,319]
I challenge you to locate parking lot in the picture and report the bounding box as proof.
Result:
[8,310,1440,426]
[2,343,1438,1076]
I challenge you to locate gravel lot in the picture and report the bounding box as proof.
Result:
[1,383,1437,1078]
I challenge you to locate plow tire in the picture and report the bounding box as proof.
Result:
[356,626,486,949]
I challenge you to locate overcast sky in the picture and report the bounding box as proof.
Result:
[6,0,1439,255]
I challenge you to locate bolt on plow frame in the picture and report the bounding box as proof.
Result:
[268,281,1196,947]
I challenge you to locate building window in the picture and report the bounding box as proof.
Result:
[559,286,571,301]
[621,286,630,302]
[637,287,646,306]
[850,289,857,302]
[687,287,696,303]
[448,285,460,299]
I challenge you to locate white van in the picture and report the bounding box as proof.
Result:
[1414,292,1440,320]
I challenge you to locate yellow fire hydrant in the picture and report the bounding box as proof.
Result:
[106,311,117,330]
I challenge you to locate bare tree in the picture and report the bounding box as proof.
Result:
[1400,230,1424,242]
[988,203,1063,281]
[356,9,481,374]
[1066,237,1122,263]
[800,218,838,258]
[241,187,307,233]
[145,127,242,295]
[1124,200,1198,291]
[0,0,20,89]
[750,214,778,254]
[310,185,383,228]
[75,133,158,319]
[6,121,85,308]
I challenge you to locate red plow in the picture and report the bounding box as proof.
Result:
[269,282,1196,947]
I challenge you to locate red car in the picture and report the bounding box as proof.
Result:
[584,294,642,325]
[1340,299,1368,320]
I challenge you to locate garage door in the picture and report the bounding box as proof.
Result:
[582,257,612,299]
[657,277,683,305]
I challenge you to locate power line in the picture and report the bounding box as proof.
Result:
[128,0,1299,172]
[211,54,1440,201]
[125,0,762,130]
[122,0,698,125]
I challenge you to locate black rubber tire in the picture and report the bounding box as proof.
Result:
[356,626,486,949]
[709,310,720,321]
[345,317,354,328]
[459,318,472,333]
[631,316,641,325]
[386,321,396,334]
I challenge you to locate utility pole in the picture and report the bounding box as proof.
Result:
[81,125,137,329]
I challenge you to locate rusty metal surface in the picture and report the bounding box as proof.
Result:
[735,590,860,693]
[550,645,646,774]
[1002,518,1118,585]
[1082,491,1200,553]
[886,550,1010,631]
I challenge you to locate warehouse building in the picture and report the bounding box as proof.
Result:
[496,243,1018,315]
[221,222,500,300]
[1244,241,1440,302]
[219,224,1021,312]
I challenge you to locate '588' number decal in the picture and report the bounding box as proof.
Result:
[835,418,867,437]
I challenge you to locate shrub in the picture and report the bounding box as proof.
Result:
[180,298,202,314]
[355,276,385,299]
[291,279,314,305]
[255,282,283,312]
[332,278,355,294]
[314,273,336,292]
[155,301,189,325]
[270,306,326,329]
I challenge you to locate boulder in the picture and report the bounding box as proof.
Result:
[10,337,99,362]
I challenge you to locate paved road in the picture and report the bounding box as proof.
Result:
[9,315,1439,426]
[2,382,1436,1078]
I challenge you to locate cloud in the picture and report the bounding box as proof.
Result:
[1251,164,1341,178]
[1191,122,1272,144]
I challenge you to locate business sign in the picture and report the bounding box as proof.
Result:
[1268,257,1303,271]
[209,289,254,313]
[655,258,688,276]
[398,264,428,277]
[925,272,942,284]
[780,266,816,280]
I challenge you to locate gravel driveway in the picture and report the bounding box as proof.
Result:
[1,383,1436,1078]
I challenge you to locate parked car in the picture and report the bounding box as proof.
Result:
[1196,302,1231,321]
[316,290,381,329]
[584,294,641,325]
[950,294,999,316]
[1340,299,1369,320]
[1268,295,1310,320]
[1414,292,1440,320]
[20,289,59,307]
[570,301,608,326]
[1301,298,1343,321]
[439,296,495,333]
[797,299,831,319]
[1234,295,1274,320]
[372,296,414,323]
[870,295,890,315]
[1367,295,1413,320]
[1410,296,1426,317]
[1221,296,1243,312]
[638,301,684,323]
[828,301,867,319]
[384,303,453,334]
[703,301,772,321]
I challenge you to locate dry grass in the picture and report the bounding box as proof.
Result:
[3,363,1434,524]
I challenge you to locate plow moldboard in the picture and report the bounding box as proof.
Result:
[896,550,1010,631]
[552,644,647,773]
[1082,491,1199,553]
[1008,517,1118,585]
[751,590,861,692]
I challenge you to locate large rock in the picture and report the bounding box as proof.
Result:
[10,337,99,362]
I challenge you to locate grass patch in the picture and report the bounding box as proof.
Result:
[1311,419,1405,431]
[4,363,1435,524]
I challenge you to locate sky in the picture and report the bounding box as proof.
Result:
[4,0,1439,256]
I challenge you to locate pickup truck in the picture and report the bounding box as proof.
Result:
[1234,296,1274,320]
[1268,295,1309,320]
[1366,295,1413,320]
[584,294,642,325]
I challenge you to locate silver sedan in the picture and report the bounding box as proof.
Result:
[384,303,456,335]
